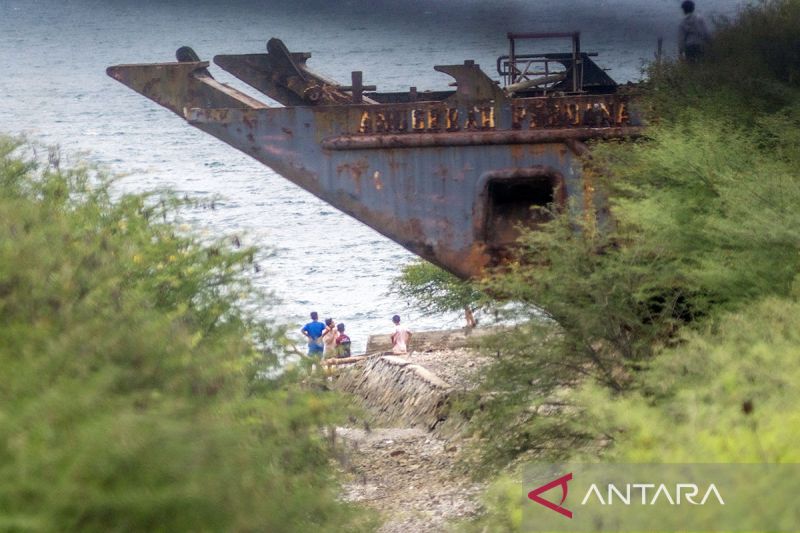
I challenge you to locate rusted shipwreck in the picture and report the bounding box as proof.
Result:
[107,32,641,279]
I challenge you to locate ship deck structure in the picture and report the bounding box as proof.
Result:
[108,32,642,279]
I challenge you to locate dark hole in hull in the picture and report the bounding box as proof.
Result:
[485,175,559,256]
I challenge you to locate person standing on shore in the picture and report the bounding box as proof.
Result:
[300,311,325,357]
[678,0,712,63]
[390,314,412,355]
[321,318,339,359]
[335,322,352,358]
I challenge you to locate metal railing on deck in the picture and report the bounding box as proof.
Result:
[497,32,587,93]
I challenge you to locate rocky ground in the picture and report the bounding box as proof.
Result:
[337,426,484,532]
[403,347,492,391]
[336,341,494,532]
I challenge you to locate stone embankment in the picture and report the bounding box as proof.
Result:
[334,355,452,430]
[364,327,498,354]
[328,328,494,532]
[325,327,495,430]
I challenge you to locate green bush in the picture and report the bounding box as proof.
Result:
[467,0,800,466]
[390,259,484,327]
[711,0,800,88]
[436,3,800,529]
[594,294,800,463]
[0,138,371,532]
[644,0,800,122]
[464,293,800,531]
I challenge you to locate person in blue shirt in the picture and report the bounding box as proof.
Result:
[301,311,325,356]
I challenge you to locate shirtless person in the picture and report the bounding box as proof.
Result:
[390,314,412,355]
[321,318,339,359]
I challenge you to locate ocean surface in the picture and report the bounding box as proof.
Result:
[0,0,745,352]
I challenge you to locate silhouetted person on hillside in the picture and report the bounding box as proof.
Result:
[679,0,712,63]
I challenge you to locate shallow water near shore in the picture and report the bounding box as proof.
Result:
[0,0,745,352]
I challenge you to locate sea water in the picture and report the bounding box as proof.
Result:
[0,0,746,352]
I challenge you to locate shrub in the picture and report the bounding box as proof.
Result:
[464,0,800,473]
[0,138,371,532]
[390,259,485,327]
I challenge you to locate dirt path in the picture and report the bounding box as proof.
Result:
[335,344,493,532]
[337,426,484,532]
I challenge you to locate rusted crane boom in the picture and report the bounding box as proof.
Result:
[107,34,641,279]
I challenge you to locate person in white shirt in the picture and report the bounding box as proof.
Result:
[679,0,712,63]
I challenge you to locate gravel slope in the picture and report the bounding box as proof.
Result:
[336,343,493,532]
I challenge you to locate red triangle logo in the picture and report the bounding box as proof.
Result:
[528,472,573,519]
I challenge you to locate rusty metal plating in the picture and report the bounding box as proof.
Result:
[107,34,642,279]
